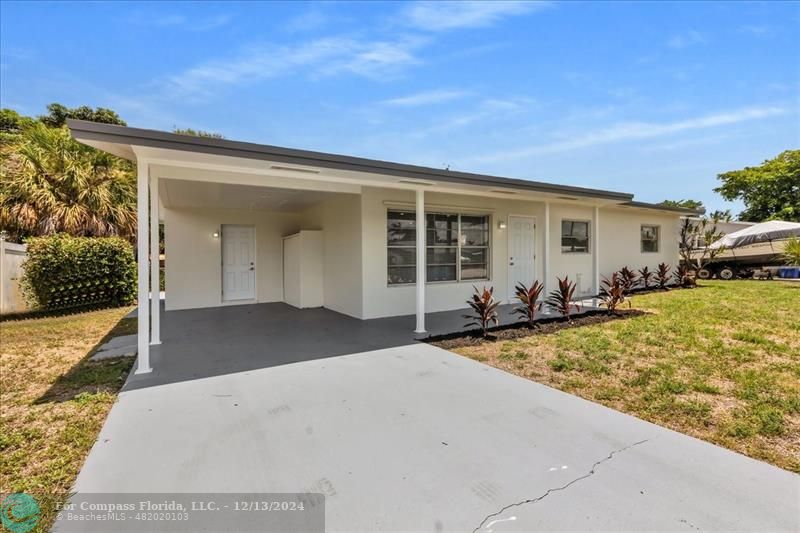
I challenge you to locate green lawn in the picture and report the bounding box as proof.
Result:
[453,280,800,472]
[0,307,135,531]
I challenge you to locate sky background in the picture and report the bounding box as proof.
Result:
[2,1,798,215]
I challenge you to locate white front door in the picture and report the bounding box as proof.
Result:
[508,216,536,300]
[222,225,255,301]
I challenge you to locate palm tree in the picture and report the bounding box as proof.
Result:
[0,122,136,242]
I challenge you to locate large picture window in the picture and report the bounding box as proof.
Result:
[387,210,490,285]
[641,225,660,253]
[561,220,590,253]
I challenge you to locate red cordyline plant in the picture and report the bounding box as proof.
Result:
[463,285,500,337]
[512,280,544,327]
[618,266,639,293]
[545,276,581,319]
[638,266,654,290]
[599,273,630,315]
[656,263,671,289]
[673,264,696,287]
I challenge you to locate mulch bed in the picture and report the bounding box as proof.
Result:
[426,308,648,350]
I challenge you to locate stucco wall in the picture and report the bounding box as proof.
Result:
[598,209,681,276]
[164,190,682,318]
[299,194,363,318]
[163,207,301,310]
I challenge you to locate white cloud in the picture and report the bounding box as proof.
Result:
[470,106,787,163]
[382,89,469,106]
[667,30,706,49]
[284,10,329,33]
[403,0,547,31]
[739,25,769,36]
[163,36,426,98]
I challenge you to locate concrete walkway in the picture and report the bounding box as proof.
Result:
[72,343,798,532]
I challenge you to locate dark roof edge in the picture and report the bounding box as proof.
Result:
[622,200,706,215]
[67,119,634,202]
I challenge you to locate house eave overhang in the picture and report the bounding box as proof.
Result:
[67,119,635,203]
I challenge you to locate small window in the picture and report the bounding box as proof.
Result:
[641,225,660,253]
[561,220,589,253]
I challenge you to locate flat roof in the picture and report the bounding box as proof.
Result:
[67,119,703,214]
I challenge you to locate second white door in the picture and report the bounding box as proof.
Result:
[222,225,255,301]
[508,216,536,299]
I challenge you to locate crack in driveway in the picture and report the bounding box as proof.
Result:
[472,439,651,533]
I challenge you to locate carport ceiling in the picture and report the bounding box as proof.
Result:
[160,179,332,212]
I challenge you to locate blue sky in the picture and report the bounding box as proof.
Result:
[2,1,798,214]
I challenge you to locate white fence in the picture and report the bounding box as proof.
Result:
[0,240,29,315]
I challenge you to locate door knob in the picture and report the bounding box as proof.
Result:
[249,267,254,271]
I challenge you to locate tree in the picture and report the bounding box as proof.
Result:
[659,199,704,210]
[678,217,725,275]
[173,127,225,139]
[708,209,732,222]
[715,150,800,222]
[39,103,126,128]
[0,122,136,242]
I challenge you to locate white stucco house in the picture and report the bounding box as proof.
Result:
[68,120,701,374]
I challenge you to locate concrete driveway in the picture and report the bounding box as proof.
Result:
[72,342,797,531]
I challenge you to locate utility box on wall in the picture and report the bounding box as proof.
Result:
[282,230,323,308]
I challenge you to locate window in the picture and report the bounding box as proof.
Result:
[561,220,589,253]
[387,211,417,285]
[641,225,660,253]
[387,210,490,285]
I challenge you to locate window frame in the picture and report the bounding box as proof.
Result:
[386,209,491,286]
[641,224,660,253]
[560,219,591,254]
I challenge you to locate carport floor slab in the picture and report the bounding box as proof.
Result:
[71,344,798,532]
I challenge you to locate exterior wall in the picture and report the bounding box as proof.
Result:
[598,209,681,277]
[164,207,301,310]
[549,204,596,297]
[360,186,545,319]
[163,188,681,318]
[299,194,362,318]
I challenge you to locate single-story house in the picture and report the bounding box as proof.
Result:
[68,119,702,374]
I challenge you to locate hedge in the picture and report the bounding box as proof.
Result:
[21,234,136,311]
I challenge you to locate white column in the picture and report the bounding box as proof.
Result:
[592,205,600,305]
[149,173,161,345]
[543,201,551,295]
[414,189,426,333]
[135,159,152,373]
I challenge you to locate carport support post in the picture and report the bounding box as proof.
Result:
[136,159,152,373]
[543,201,551,295]
[415,189,426,334]
[592,205,600,306]
[150,173,160,345]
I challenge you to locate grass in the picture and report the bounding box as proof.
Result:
[0,306,135,531]
[453,281,800,472]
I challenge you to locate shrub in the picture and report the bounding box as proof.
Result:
[21,234,136,311]
[638,266,653,289]
[618,266,638,293]
[598,273,630,315]
[463,286,500,337]
[783,236,800,265]
[656,262,671,289]
[512,280,544,327]
[673,264,696,287]
[545,276,580,319]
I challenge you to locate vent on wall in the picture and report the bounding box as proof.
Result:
[398,178,436,186]
[490,189,518,195]
[269,165,321,174]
